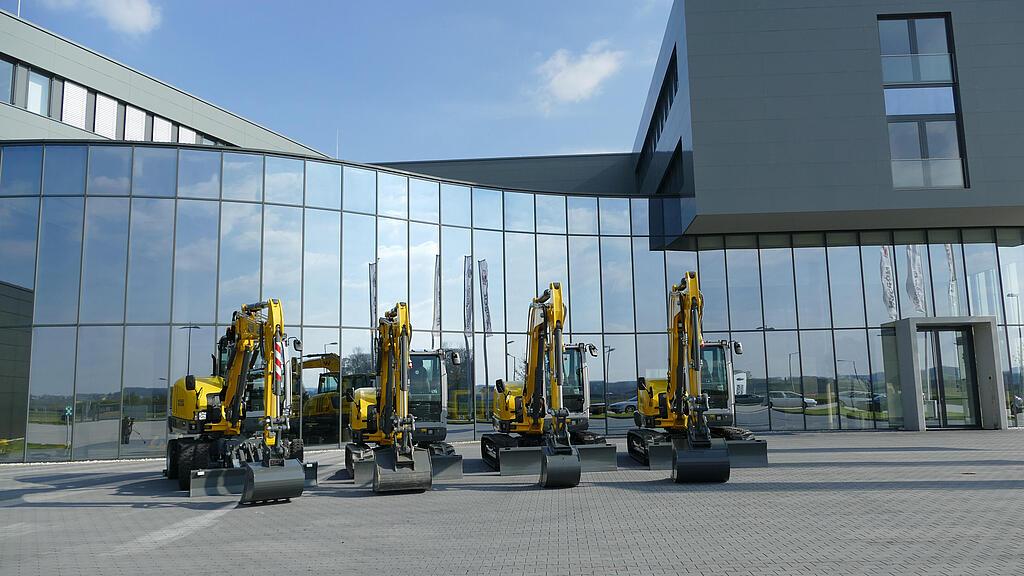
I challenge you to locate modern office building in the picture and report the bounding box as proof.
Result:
[1,1,1022,463]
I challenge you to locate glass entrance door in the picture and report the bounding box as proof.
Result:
[917,328,980,428]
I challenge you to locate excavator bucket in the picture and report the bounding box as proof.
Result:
[671,437,730,483]
[372,446,433,493]
[539,445,581,488]
[239,459,306,504]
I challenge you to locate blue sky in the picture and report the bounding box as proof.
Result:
[3,0,672,162]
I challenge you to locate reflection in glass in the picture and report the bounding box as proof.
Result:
[600,237,634,332]
[0,146,43,196]
[928,230,967,317]
[305,161,341,210]
[0,325,30,461]
[800,331,837,430]
[894,232,932,318]
[665,247,698,294]
[860,233,899,326]
[300,327,343,446]
[473,188,502,230]
[343,166,376,214]
[222,153,263,201]
[342,213,375,328]
[442,332,474,440]
[409,223,439,335]
[120,326,169,457]
[34,197,83,324]
[827,243,866,328]
[409,178,439,223]
[867,328,892,426]
[765,330,803,431]
[473,230,505,333]
[440,183,471,227]
[178,150,221,199]
[568,236,601,332]
[631,199,650,237]
[536,234,569,326]
[377,217,408,317]
[833,329,872,430]
[567,197,598,235]
[87,147,131,196]
[698,248,728,331]
[759,238,796,330]
[962,229,1003,322]
[0,197,39,289]
[124,199,174,323]
[731,331,768,431]
[132,147,177,197]
[440,226,471,333]
[473,333,505,432]
[218,202,262,322]
[264,156,304,205]
[633,237,666,332]
[794,239,831,329]
[504,192,534,232]
[43,146,87,196]
[377,173,408,219]
[998,229,1024,325]
[726,246,762,330]
[73,326,123,460]
[599,197,630,235]
[604,334,637,434]
[535,194,566,233]
[504,233,536,333]
[26,71,49,115]
[172,200,219,323]
[170,324,214,384]
[262,205,303,321]
[80,198,129,323]
[883,87,956,116]
[303,209,341,325]
[27,326,76,462]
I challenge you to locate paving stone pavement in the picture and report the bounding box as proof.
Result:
[1,430,1023,576]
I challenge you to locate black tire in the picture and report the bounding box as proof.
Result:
[166,440,180,479]
[193,441,211,472]
[625,406,635,414]
[177,443,195,491]
[290,438,304,462]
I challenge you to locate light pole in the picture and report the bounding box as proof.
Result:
[788,352,800,390]
[324,341,338,356]
[603,345,615,437]
[178,325,201,375]
[1008,293,1023,390]
[505,340,518,380]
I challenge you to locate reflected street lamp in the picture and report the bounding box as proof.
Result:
[324,341,338,356]
[178,325,201,375]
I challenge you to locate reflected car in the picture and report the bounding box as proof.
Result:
[838,390,885,411]
[608,397,638,414]
[735,393,765,406]
[767,391,817,408]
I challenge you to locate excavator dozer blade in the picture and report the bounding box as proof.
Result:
[303,461,320,487]
[429,452,463,481]
[576,443,618,472]
[189,467,246,497]
[496,446,543,476]
[239,459,306,504]
[372,447,432,493]
[726,439,768,468]
[539,446,581,489]
[672,437,730,483]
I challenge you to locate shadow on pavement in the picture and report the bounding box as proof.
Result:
[769,446,985,454]
[589,478,1024,492]
[766,459,1024,469]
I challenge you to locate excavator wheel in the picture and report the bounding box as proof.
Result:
[289,438,304,462]
[176,443,195,491]
[671,437,730,483]
[372,447,432,493]
[538,446,581,489]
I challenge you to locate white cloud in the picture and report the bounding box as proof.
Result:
[536,41,625,112]
[42,0,162,35]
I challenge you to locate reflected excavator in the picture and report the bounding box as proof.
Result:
[343,302,462,493]
[481,282,617,488]
[625,272,748,482]
[165,299,315,503]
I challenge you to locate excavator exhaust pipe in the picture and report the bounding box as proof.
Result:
[239,459,306,504]
[538,446,581,488]
[372,446,433,493]
[671,436,730,483]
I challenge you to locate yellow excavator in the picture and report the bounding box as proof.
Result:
[626,272,734,482]
[481,282,617,488]
[165,299,313,503]
[344,302,458,493]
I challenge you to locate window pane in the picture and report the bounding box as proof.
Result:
[998,229,1024,324]
[73,325,123,460]
[377,172,407,219]
[132,147,176,197]
[1,146,43,196]
[0,324,31,461]
[88,147,131,196]
[925,120,959,159]
[342,213,375,328]
[80,198,129,323]
[828,245,866,328]
[760,242,797,330]
[170,325,214,389]
[126,198,174,323]
[472,188,502,230]
[440,183,471,227]
[262,205,303,321]
[861,240,900,326]
[914,18,948,54]
[34,197,83,324]
[172,200,218,323]
[884,87,955,116]
[0,197,39,289]
[536,194,566,233]
[43,146,87,196]
[440,226,471,332]
[218,202,262,322]
[473,230,504,332]
[409,178,439,223]
[633,237,666,332]
[928,231,967,317]
[732,331,769,431]
[177,150,221,199]
[601,237,634,332]
[567,197,598,235]
[698,249,729,331]
[537,234,569,331]
[305,161,341,210]
[265,156,303,205]
[504,191,534,232]
[504,233,536,333]
[605,334,637,436]
[834,329,873,430]
[726,247,763,330]
[794,241,831,329]
[894,234,932,318]
[26,71,49,115]
[376,217,407,318]
[27,326,76,462]
[765,330,802,431]
[120,326,169,458]
[963,229,1003,322]
[665,246,698,295]
[303,209,341,325]
[878,19,911,55]
[631,198,650,237]
[599,198,630,235]
[343,166,375,214]
[0,59,12,103]
[568,236,601,332]
[409,222,440,331]
[888,122,922,160]
[222,153,263,201]
[800,330,837,430]
[473,333,505,432]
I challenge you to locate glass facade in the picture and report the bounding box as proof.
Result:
[2,142,1023,461]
